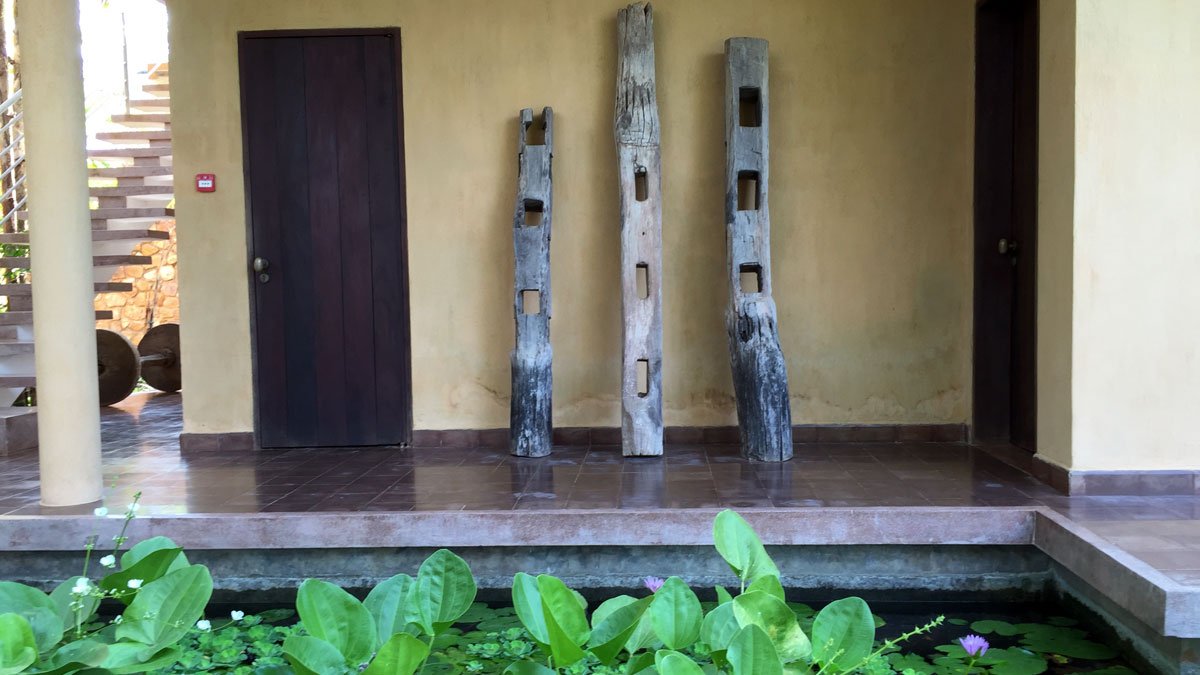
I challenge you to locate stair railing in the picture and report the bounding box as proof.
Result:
[0,89,25,234]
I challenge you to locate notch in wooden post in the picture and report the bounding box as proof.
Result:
[520,289,541,315]
[634,167,649,202]
[524,116,546,146]
[523,199,544,227]
[739,264,762,293]
[739,87,762,127]
[636,263,649,299]
[636,359,649,397]
[737,171,760,211]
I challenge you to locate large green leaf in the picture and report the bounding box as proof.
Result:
[364,574,419,644]
[503,662,557,675]
[811,597,874,671]
[294,578,377,666]
[713,510,779,583]
[512,573,550,645]
[715,586,734,605]
[700,601,740,653]
[624,651,655,674]
[0,581,64,652]
[413,549,477,635]
[648,577,702,650]
[0,613,37,675]
[101,548,184,605]
[49,577,100,633]
[116,565,213,657]
[537,575,589,667]
[363,632,429,675]
[727,625,782,675]
[654,649,706,675]
[28,639,108,675]
[100,642,181,674]
[731,591,811,663]
[283,635,348,675]
[588,596,652,665]
[120,537,189,573]
[745,575,785,602]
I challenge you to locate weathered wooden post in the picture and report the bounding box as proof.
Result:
[510,107,554,457]
[615,3,664,457]
[724,38,793,461]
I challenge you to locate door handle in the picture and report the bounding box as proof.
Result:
[253,257,270,283]
[998,238,1018,256]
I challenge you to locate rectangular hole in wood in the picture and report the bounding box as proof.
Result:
[737,171,760,211]
[520,289,541,315]
[523,199,544,227]
[636,359,649,397]
[636,263,649,299]
[739,87,762,127]
[524,117,546,146]
[739,264,762,294]
[634,167,648,202]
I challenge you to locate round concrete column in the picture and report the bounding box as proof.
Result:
[21,0,103,506]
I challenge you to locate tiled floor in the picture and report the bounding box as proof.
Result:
[1,393,1198,585]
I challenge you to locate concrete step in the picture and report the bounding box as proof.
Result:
[0,282,134,296]
[89,185,174,198]
[128,98,170,110]
[110,113,171,126]
[0,254,153,269]
[16,208,175,222]
[142,83,171,95]
[0,310,113,327]
[0,229,169,245]
[95,130,171,143]
[0,406,36,452]
[88,166,173,179]
[87,146,171,159]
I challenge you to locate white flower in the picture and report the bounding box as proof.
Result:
[230,610,245,621]
[93,507,108,517]
[126,502,140,513]
[99,555,116,568]
[126,579,143,589]
[112,615,123,624]
[71,578,91,595]
[196,619,211,631]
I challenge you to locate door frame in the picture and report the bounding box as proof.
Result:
[971,0,1038,448]
[236,27,413,447]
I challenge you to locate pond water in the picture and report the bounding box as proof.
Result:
[184,597,1147,675]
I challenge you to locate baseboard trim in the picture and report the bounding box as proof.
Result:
[179,432,255,452]
[1063,468,1199,496]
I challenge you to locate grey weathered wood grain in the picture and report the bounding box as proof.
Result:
[615,3,663,456]
[724,38,793,461]
[510,107,554,457]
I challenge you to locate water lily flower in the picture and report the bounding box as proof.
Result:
[959,634,989,657]
[71,578,91,595]
[126,579,143,589]
[99,555,116,568]
[196,619,211,631]
[643,576,665,593]
[230,610,245,621]
[93,507,108,517]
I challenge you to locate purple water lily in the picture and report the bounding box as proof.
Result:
[643,576,665,593]
[958,634,989,657]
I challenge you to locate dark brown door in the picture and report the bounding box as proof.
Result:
[239,30,411,448]
[973,0,1037,449]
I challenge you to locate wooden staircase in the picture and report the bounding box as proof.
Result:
[0,62,175,448]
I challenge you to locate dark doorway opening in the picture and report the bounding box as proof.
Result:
[973,0,1038,450]
[239,29,411,448]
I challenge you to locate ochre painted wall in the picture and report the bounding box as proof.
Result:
[168,0,974,434]
[1068,0,1200,471]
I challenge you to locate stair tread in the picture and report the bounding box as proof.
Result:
[0,406,36,420]
[142,83,171,94]
[128,98,170,109]
[95,130,172,142]
[0,375,36,387]
[0,229,169,245]
[17,208,175,221]
[0,282,134,296]
[0,310,112,327]
[87,146,172,158]
[89,166,173,178]
[110,113,171,125]
[0,255,154,267]
[90,185,174,197]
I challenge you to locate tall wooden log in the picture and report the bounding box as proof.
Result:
[724,38,792,461]
[615,3,663,457]
[510,107,554,457]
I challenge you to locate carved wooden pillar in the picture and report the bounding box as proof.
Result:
[724,38,793,461]
[615,3,664,457]
[510,107,554,457]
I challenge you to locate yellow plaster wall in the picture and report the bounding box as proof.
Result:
[1035,0,1076,470]
[168,0,974,434]
[1070,0,1200,470]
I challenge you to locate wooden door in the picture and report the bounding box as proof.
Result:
[973,0,1037,449]
[239,30,411,448]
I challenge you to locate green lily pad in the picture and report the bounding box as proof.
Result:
[947,618,969,626]
[1018,625,1117,660]
[970,620,1020,636]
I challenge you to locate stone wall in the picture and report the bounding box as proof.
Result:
[94,219,178,343]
